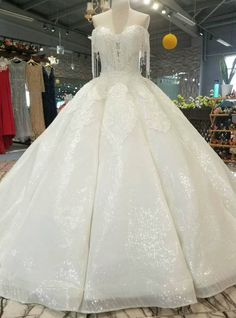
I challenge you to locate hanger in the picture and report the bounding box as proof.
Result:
[45,61,53,68]
[27,57,39,65]
[11,56,23,63]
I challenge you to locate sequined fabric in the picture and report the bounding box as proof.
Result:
[0,25,236,314]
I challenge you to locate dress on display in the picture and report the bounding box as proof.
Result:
[26,64,46,138]
[42,67,58,127]
[9,61,33,142]
[0,67,16,154]
[0,24,236,313]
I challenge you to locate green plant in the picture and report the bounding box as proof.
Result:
[219,57,236,84]
[173,95,220,109]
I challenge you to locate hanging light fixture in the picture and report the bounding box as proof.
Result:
[57,30,64,55]
[85,0,110,23]
[71,53,75,70]
[162,18,178,50]
[48,56,59,65]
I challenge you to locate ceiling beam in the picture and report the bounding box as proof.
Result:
[203,11,236,24]
[158,0,199,37]
[185,0,236,12]
[0,1,90,49]
[48,2,85,21]
[22,0,49,11]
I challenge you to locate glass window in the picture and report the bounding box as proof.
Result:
[225,55,236,89]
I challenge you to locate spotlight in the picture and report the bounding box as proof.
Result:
[66,30,69,35]
[51,26,55,33]
[39,46,44,52]
[152,1,159,10]
[199,32,203,36]
[192,78,196,82]
[144,0,151,4]
[161,9,167,15]
[167,13,171,18]
[184,78,188,81]
[43,24,47,30]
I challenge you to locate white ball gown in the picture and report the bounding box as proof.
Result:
[0,24,236,314]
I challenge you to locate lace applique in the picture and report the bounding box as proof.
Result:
[102,83,137,147]
[91,25,150,78]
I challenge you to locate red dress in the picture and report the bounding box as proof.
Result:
[0,67,16,154]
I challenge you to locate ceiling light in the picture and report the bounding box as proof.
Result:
[51,26,56,33]
[144,0,151,4]
[174,12,196,26]
[152,1,160,10]
[216,38,232,47]
[184,78,188,81]
[162,9,167,14]
[43,24,47,30]
[66,30,69,35]
[0,8,34,22]
[199,32,203,36]
[39,46,44,52]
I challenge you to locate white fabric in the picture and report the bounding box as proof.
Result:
[0,25,236,313]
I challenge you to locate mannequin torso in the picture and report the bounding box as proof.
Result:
[92,0,150,34]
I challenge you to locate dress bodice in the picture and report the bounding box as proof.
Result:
[91,25,150,78]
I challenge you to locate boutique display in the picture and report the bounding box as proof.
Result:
[42,66,58,128]
[0,6,236,315]
[0,58,16,154]
[9,60,33,142]
[0,56,58,153]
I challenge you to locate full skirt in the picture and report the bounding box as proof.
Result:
[0,73,236,313]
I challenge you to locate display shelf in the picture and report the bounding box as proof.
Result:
[210,144,236,148]
[224,159,236,163]
[209,129,236,132]
[209,104,236,165]
[210,113,236,117]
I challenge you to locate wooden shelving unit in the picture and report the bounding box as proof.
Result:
[209,102,236,165]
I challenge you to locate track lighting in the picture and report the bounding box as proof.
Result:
[174,12,196,26]
[216,38,232,47]
[152,1,160,10]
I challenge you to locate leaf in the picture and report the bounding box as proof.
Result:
[229,57,236,83]
[219,57,229,84]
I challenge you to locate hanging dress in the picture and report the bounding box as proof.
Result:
[42,66,58,127]
[0,64,16,154]
[9,61,33,142]
[26,64,45,139]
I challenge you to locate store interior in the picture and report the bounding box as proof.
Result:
[1,0,236,317]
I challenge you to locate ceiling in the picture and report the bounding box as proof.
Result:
[0,0,236,52]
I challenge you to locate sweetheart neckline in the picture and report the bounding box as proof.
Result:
[92,24,149,37]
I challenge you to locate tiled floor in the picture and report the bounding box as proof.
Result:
[1,146,236,318]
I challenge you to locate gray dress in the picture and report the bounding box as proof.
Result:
[9,61,33,142]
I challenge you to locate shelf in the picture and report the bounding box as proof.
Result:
[224,159,236,164]
[209,129,236,132]
[210,144,236,148]
[210,113,236,117]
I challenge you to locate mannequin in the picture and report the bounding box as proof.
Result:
[92,0,150,34]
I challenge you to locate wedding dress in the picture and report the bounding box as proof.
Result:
[0,24,236,314]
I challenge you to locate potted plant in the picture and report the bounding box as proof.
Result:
[219,56,236,97]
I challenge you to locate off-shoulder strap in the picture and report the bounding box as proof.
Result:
[91,30,99,78]
[140,29,150,79]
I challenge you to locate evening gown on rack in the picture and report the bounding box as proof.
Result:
[0,24,236,313]
[9,61,33,142]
